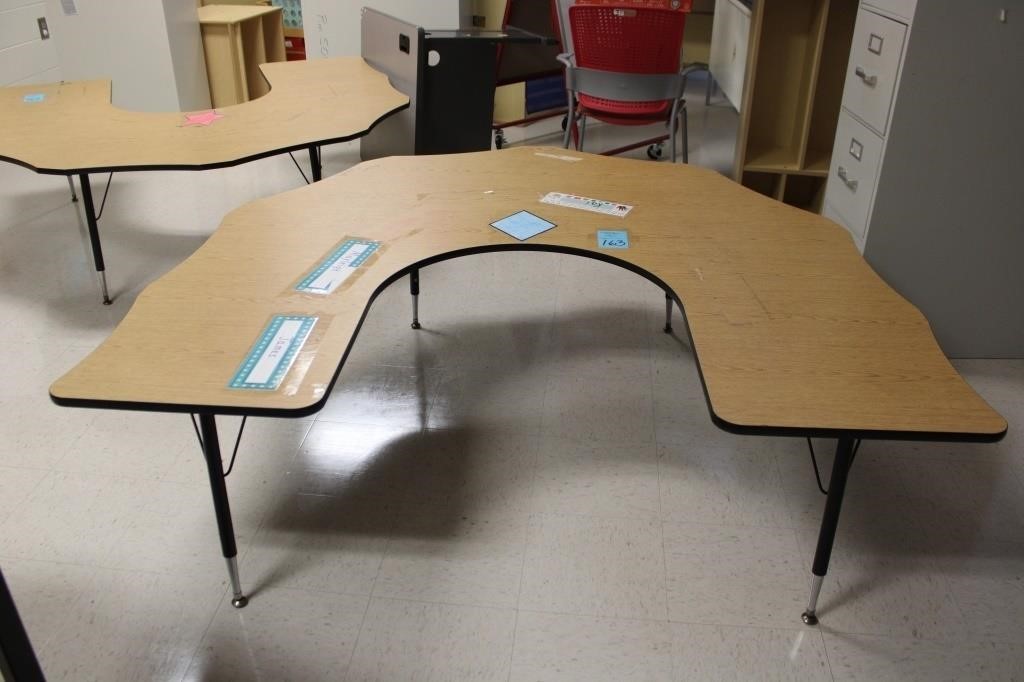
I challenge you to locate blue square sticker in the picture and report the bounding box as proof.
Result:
[597,230,629,249]
[490,210,556,241]
[23,93,45,103]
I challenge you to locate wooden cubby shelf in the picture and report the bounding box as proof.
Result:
[733,0,857,211]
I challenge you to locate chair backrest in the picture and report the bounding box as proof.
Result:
[569,4,688,75]
[495,0,565,86]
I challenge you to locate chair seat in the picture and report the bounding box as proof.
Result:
[577,93,671,118]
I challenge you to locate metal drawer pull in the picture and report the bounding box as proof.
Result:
[837,166,858,191]
[855,66,877,86]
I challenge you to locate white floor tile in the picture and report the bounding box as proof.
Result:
[511,611,674,682]
[344,598,516,682]
[824,632,1024,682]
[663,522,808,628]
[185,588,368,682]
[543,373,656,444]
[520,513,668,620]
[671,623,832,681]
[374,513,529,608]
[531,436,661,521]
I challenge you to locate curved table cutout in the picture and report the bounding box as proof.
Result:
[49,147,1007,621]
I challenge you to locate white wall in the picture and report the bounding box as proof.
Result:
[42,0,209,112]
[302,0,470,58]
[0,0,60,85]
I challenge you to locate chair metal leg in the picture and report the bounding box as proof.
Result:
[67,175,78,202]
[579,115,587,152]
[706,72,715,106]
[563,103,575,150]
[801,436,856,625]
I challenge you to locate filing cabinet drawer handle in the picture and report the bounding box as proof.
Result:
[838,166,858,191]
[854,66,878,87]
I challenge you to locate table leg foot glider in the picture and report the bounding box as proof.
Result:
[48,149,1006,625]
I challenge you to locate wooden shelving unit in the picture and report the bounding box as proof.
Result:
[733,0,858,212]
[198,5,286,107]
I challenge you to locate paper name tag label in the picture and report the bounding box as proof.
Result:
[541,192,633,217]
[230,315,317,390]
[491,210,556,241]
[23,94,45,103]
[296,239,380,295]
[597,230,630,249]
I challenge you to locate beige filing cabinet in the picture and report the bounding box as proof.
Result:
[199,4,286,107]
[823,0,1024,357]
[822,0,914,249]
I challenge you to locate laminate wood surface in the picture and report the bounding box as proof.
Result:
[50,148,1006,440]
[0,57,408,174]
[197,4,280,24]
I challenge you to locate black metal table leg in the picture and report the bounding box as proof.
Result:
[198,414,249,608]
[0,568,45,682]
[409,268,421,329]
[78,173,111,305]
[67,175,78,202]
[663,291,673,333]
[801,435,856,625]
[308,144,322,182]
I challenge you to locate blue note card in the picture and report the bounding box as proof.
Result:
[490,211,556,241]
[23,93,45,103]
[597,230,630,249]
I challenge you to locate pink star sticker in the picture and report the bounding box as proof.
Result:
[182,110,224,127]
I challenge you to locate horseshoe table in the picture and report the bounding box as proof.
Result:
[49,147,1006,623]
[0,56,408,303]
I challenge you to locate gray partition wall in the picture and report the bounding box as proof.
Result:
[360,9,424,160]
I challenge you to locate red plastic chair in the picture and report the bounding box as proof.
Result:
[559,3,694,162]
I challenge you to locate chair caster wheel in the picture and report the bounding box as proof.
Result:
[494,132,505,150]
[647,144,664,160]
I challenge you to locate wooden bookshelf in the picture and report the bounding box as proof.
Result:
[733,0,857,212]
[199,5,286,106]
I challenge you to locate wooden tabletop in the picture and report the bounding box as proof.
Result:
[50,148,1007,441]
[0,57,408,174]
[196,4,281,24]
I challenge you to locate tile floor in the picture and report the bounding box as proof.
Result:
[2,77,1023,681]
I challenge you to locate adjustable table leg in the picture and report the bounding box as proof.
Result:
[198,414,249,608]
[409,268,421,330]
[78,173,111,305]
[663,292,673,333]
[308,144,322,182]
[801,436,856,625]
